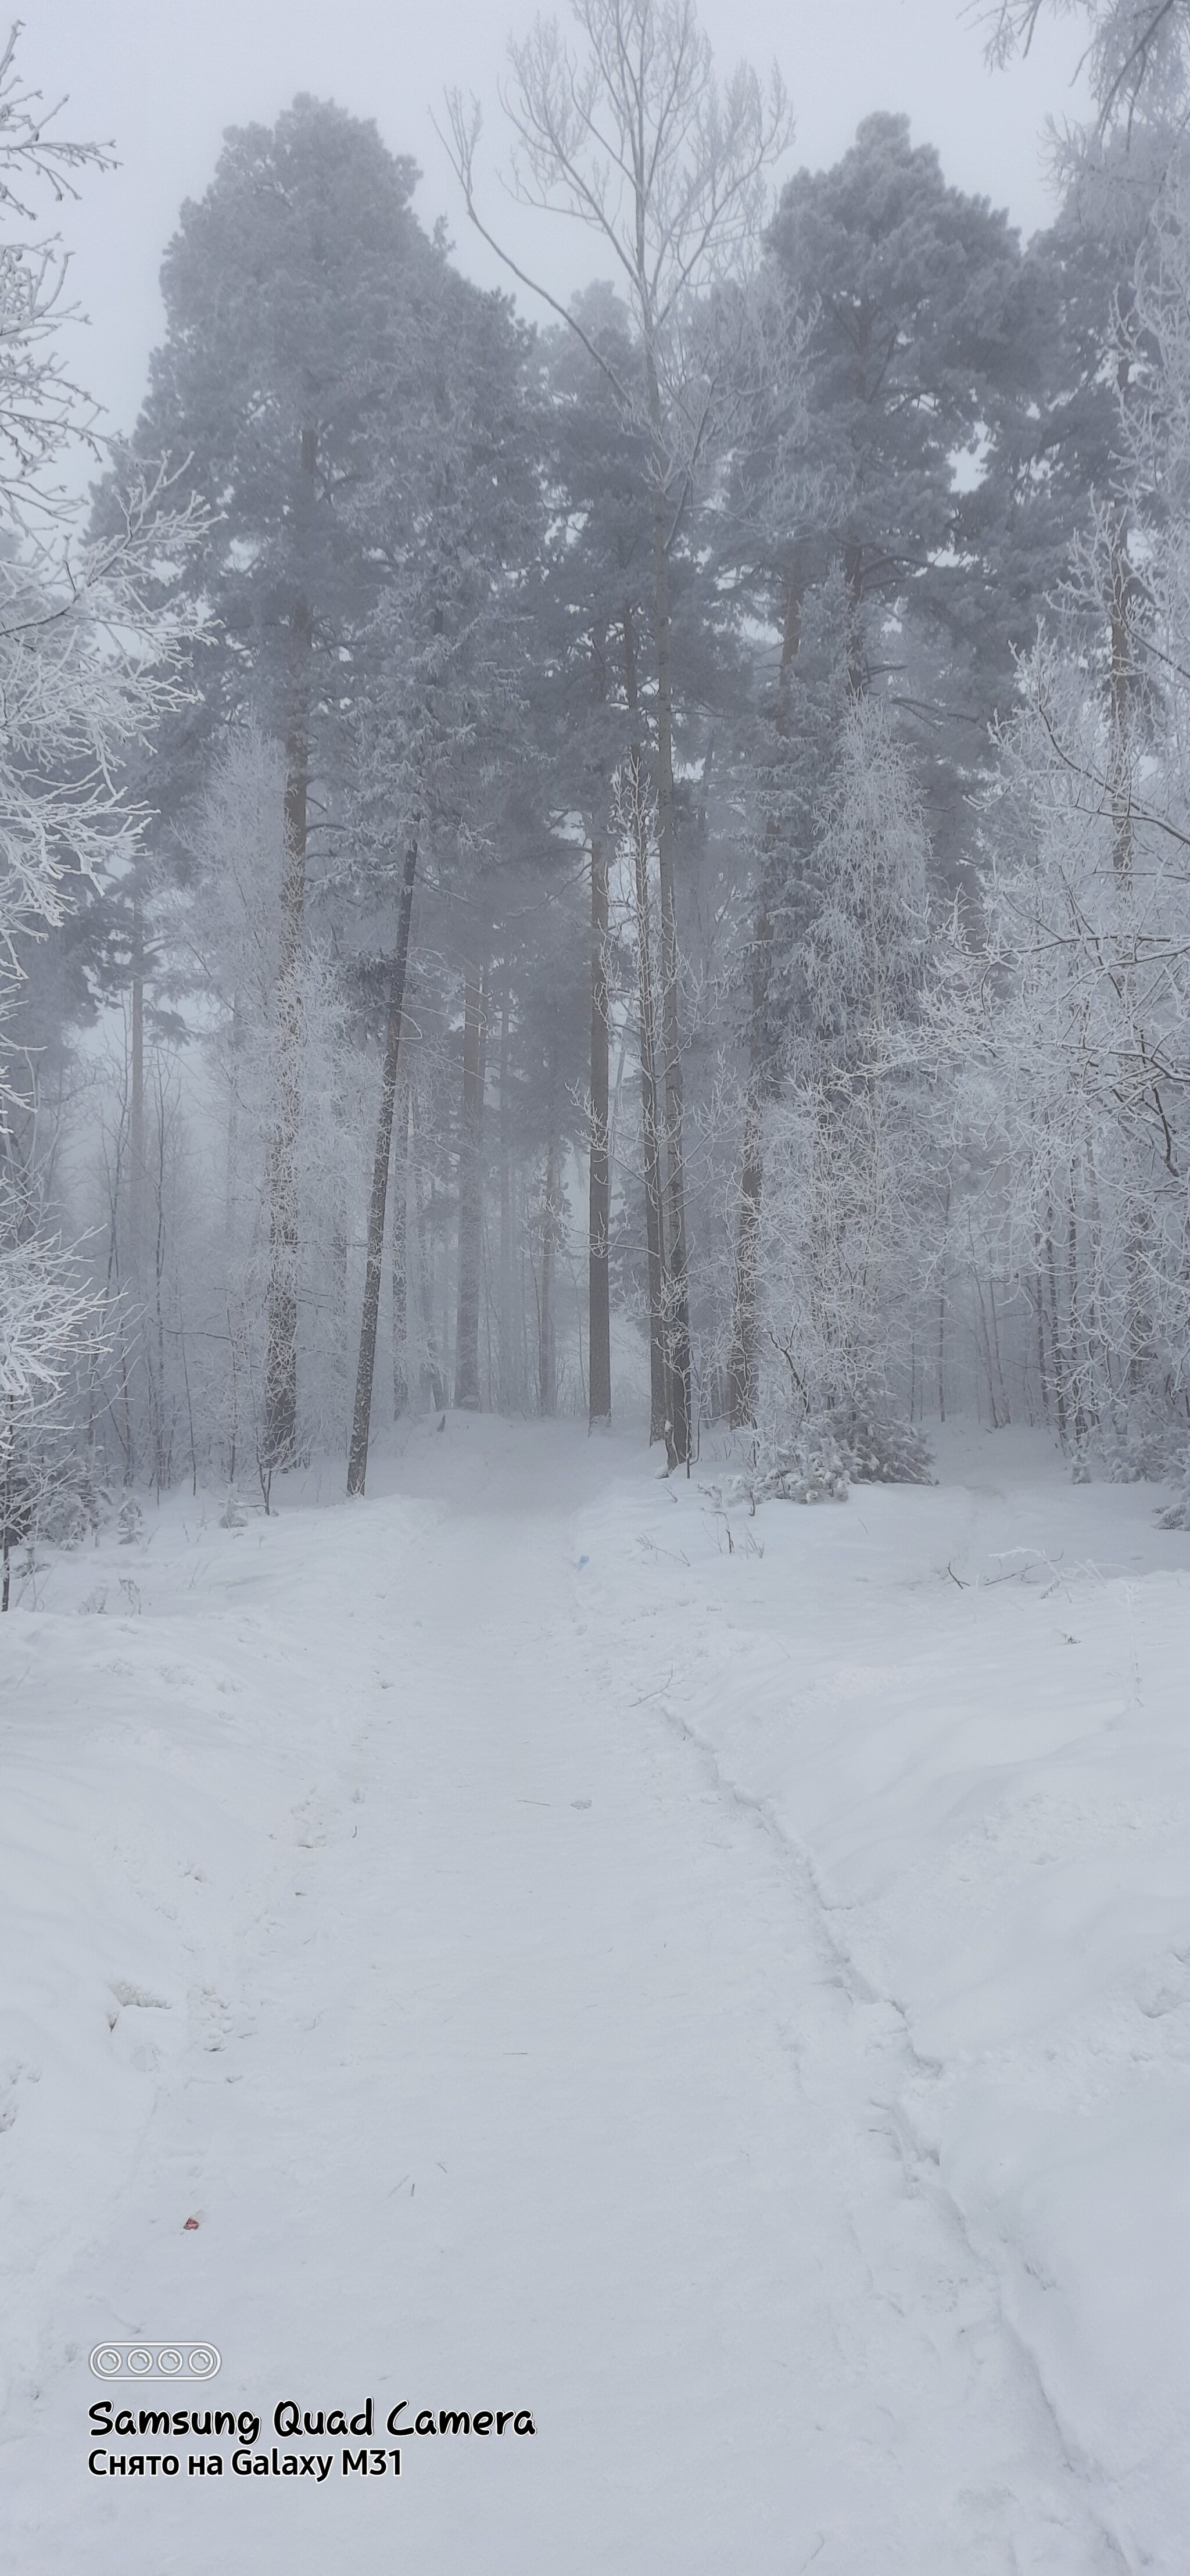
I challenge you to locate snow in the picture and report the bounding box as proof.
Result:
[2,1414,1188,2569]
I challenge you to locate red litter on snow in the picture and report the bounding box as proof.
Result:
[182,2216,200,2231]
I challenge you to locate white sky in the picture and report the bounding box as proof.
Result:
[27,0,1091,443]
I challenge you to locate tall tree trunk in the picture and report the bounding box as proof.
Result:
[843,538,868,696]
[150,1066,169,1493]
[453,959,486,1411]
[727,575,801,1429]
[264,423,317,1479]
[1,1395,12,1611]
[414,1133,445,1412]
[392,1051,413,1421]
[726,969,768,1431]
[1127,1193,1152,1398]
[497,967,516,1413]
[648,431,690,1468]
[588,832,612,1426]
[1083,1119,1107,1418]
[630,746,669,1447]
[346,835,419,1496]
[622,603,669,1447]
[123,894,146,1485]
[1043,1167,1068,1447]
[1107,330,1150,1404]
[1035,1265,1052,1429]
[937,1172,951,1424]
[539,1119,559,1418]
[1067,1170,1087,1450]
[129,895,145,1293]
[1109,321,1136,886]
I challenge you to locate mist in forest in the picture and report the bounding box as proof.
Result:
[6,0,1190,1535]
[12,13,1190,2571]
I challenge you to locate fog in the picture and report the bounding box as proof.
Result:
[6,7,1190,2571]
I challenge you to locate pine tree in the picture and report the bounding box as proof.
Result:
[122,97,438,1475]
[447,0,792,1464]
[344,270,539,1491]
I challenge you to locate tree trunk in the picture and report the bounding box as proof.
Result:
[2,1395,13,1611]
[346,834,419,1496]
[150,1065,169,1493]
[630,746,669,1447]
[726,1089,764,1429]
[392,1052,413,1421]
[453,959,486,1411]
[588,832,612,1426]
[415,1140,445,1412]
[1043,1176,1068,1447]
[497,968,516,1413]
[1083,1119,1107,1417]
[622,603,669,1447]
[1067,1171,1087,1450]
[539,1119,559,1418]
[727,574,801,1429]
[1109,323,1136,884]
[263,424,317,1478]
[937,1174,950,1424]
[648,437,690,1468]
[129,896,145,1292]
[1035,1265,1051,1429]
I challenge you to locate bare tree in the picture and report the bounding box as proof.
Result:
[984,0,1190,128]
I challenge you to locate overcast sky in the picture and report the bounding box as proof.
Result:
[28,0,1090,445]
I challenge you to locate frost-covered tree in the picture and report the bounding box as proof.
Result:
[987,0,1190,126]
[930,147,1190,1460]
[343,266,539,1492]
[175,728,365,1497]
[0,25,203,1554]
[723,120,1047,1429]
[447,0,793,1465]
[125,96,439,1473]
[758,698,931,1435]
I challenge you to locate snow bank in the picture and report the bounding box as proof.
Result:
[577,1420,1190,2566]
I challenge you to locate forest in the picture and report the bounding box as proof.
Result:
[6,0,1190,1570]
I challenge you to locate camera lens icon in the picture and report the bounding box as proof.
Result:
[89,2343,220,2380]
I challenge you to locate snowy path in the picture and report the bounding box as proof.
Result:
[1,1424,1153,2568]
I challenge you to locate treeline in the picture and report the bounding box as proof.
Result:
[6,0,1190,1563]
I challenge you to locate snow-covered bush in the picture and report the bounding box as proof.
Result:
[828,1393,935,1486]
[737,1425,851,1508]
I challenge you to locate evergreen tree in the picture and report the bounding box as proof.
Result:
[120,96,439,1472]
[343,268,540,1489]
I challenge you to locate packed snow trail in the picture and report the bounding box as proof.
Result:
[0,1420,1145,2568]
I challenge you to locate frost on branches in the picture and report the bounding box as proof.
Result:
[180,728,368,1497]
[927,159,1190,1488]
[0,25,204,1591]
[742,700,936,1504]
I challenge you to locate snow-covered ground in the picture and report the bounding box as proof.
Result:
[2,1414,1188,2571]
